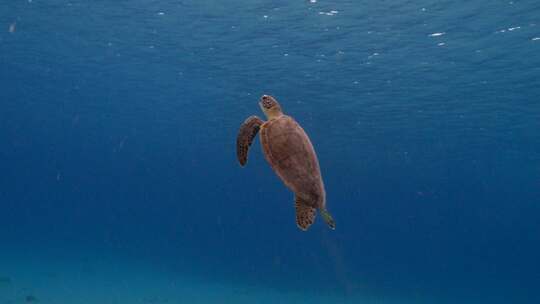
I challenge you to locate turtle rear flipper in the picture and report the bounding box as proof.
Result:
[236,116,264,166]
[295,196,316,231]
[295,196,336,231]
[320,209,336,230]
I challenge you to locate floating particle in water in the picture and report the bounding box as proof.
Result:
[157,12,165,15]
[429,32,445,37]
[8,22,16,33]
[309,0,317,3]
[438,42,446,46]
[532,37,540,41]
[263,15,268,19]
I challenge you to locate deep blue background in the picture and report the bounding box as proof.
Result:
[1,0,539,302]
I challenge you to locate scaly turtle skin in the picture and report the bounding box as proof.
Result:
[236,95,335,231]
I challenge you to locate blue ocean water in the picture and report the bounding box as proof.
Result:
[1,0,539,303]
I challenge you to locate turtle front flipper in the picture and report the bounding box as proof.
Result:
[295,196,316,231]
[236,115,264,166]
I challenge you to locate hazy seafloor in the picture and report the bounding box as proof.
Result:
[1,0,540,303]
[0,245,484,304]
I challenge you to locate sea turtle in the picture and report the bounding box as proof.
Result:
[236,95,335,231]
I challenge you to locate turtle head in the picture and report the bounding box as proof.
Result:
[259,95,283,119]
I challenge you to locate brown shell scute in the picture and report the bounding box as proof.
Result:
[260,116,326,210]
